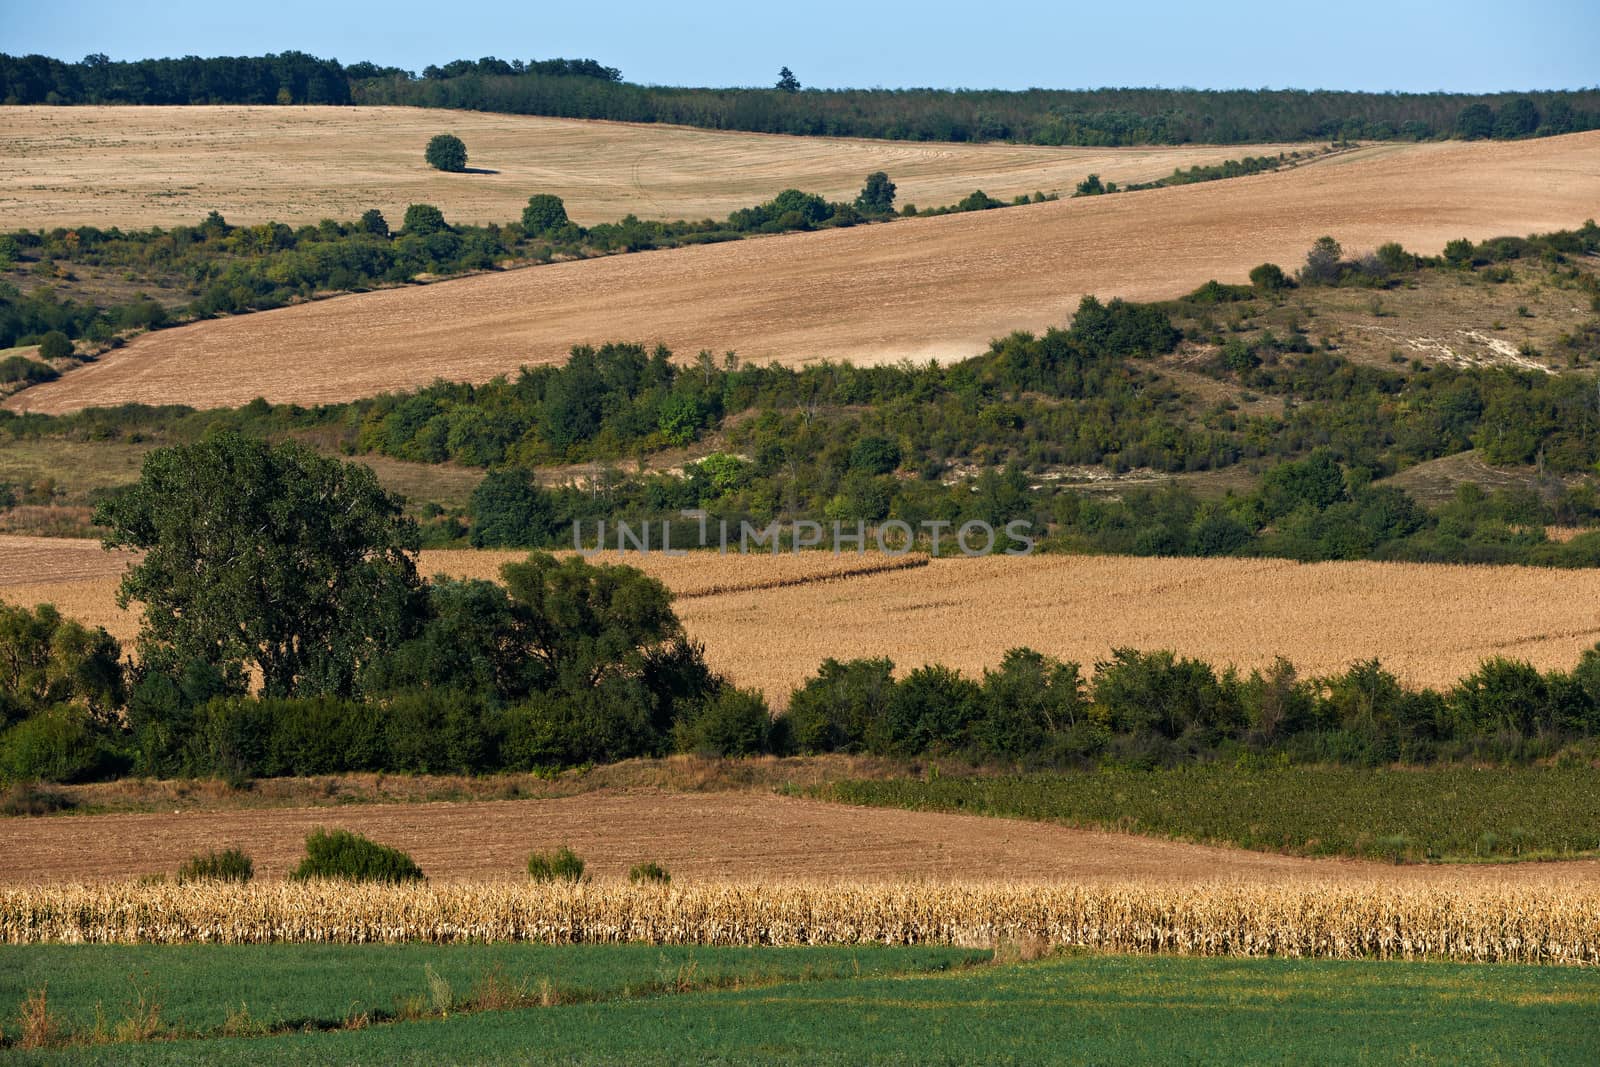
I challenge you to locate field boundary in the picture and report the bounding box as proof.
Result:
[670,554,930,599]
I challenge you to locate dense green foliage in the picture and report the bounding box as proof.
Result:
[289,828,424,884]
[16,954,1598,1065]
[9,51,1600,146]
[0,601,123,784]
[783,644,1600,768]
[0,943,978,1051]
[358,67,1600,146]
[818,764,1600,862]
[0,436,740,784]
[0,52,352,105]
[424,133,468,173]
[96,433,423,699]
[0,355,58,385]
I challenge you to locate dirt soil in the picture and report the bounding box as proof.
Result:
[4,788,1597,887]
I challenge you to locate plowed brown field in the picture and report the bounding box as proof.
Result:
[0,105,1324,229]
[6,538,1598,699]
[3,788,1597,886]
[13,131,1597,414]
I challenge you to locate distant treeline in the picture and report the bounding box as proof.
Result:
[4,52,1599,145]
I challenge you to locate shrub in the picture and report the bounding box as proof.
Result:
[0,355,59,384]
[628,860,671,885]
[0,707,108,784]
[1249,262,1290,293]
[177,848,254,884]
[1066,295,1181,356]
[674,686,774,757]
[956,189,1002,212]
[1091,649,1243,741]
[358,208,390,237]
[289,828,425,883]
[1443,238,1476,267]
[849,435,902,475]
[882,665,984,755]
[782,657,896,754]
[527,845,585,883]
[36,331,73,360]
[402,203,449,236]
[1300,236,1344,285]
[522,194,570,237]
[424,133,468,173]
[0,781,76,816]
[977,649,1087,759]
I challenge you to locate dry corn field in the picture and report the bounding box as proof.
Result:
[12,131,1599,414]
[4,538,1599,699]
[4,881,1599,964]
[0,105,1327,230]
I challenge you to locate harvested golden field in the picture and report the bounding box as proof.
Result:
[2,787,1598,890]
[5,538,1599,698]
[12,131,1598,414]
[6,877,1600,964]
[0,105,1323,230]
[672,554,1600,699]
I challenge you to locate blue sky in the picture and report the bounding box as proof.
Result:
[7,0,1598,93]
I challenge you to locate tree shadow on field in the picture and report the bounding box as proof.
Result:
[462,167,500,175]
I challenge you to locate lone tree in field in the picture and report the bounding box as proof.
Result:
[776,66,801,93]
[522,194,570,237]
[424,133,468,172]
[94,432,422,698]
[855,171,896,214]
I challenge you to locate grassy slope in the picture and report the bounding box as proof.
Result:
[0,944,981,1042]
[15,954,1600,1065]
[814,765,1600,862]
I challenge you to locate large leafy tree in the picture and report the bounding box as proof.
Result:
[95,433,422,698]
[424,133,469,172]
[499,552,679,691]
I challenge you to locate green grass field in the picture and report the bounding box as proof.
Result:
[812,765,1600,862]
[0,943,981,1046]
[8,951,1597,1065]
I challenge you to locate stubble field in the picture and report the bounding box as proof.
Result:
[11,130,1597,414]
[5,538,1598,700]
[0,105,1325,229]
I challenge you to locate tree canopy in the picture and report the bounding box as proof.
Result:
[856,171,896,214]
[424,133,468,172]
[94,433,421,698]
